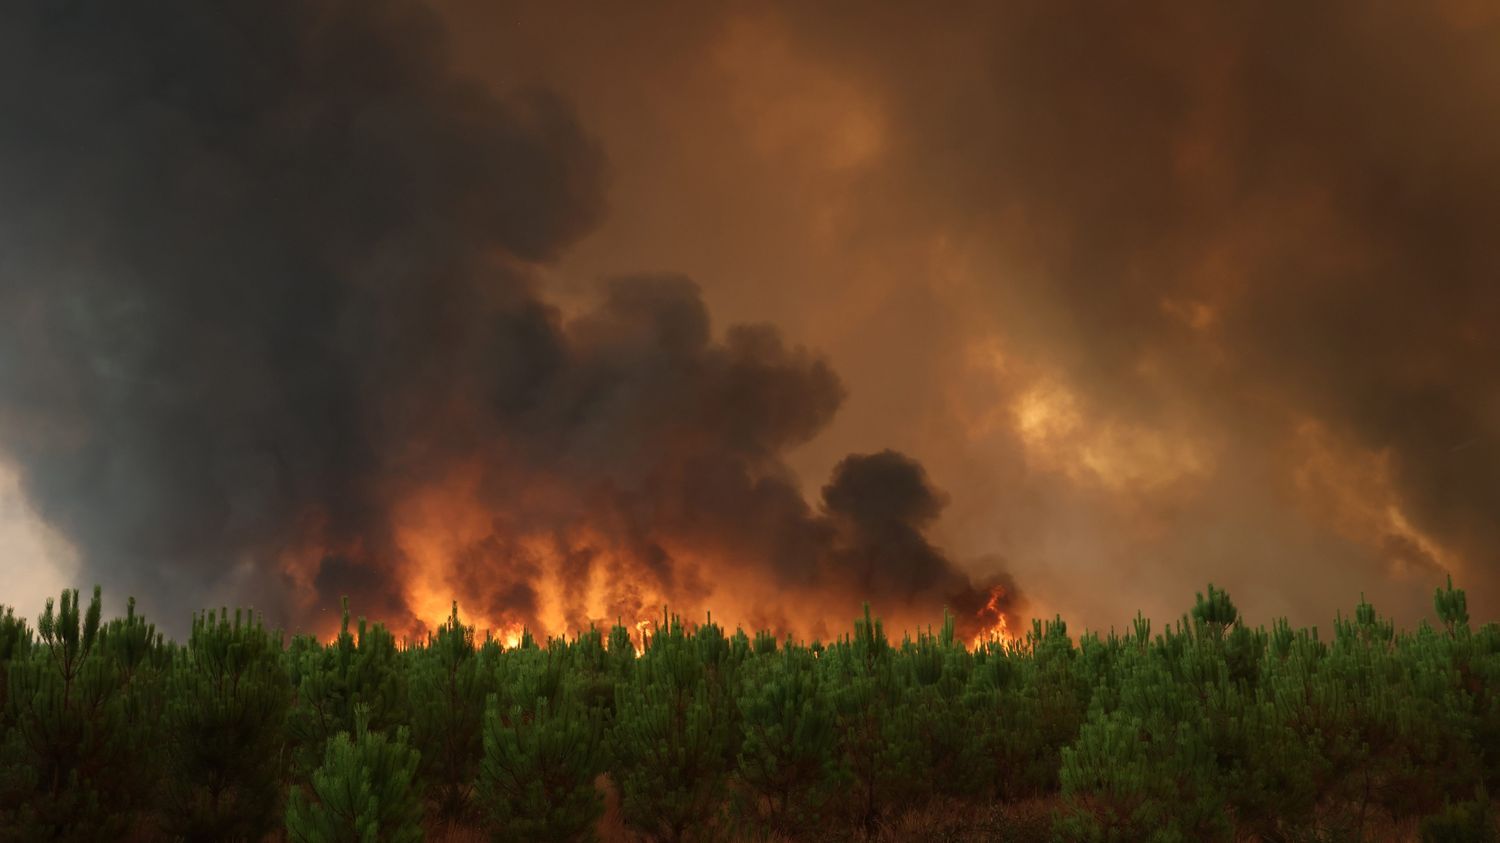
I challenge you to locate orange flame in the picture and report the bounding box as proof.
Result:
[633,618,653,654]
[497,623,525,650]
[969,614,1012,650]
[282,462,1022,651]
[969,584,1016,651]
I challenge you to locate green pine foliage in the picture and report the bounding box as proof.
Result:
[733,639,841,837]
[407,603,493,823]
[1058,640,1234,841]
[286,598,410,778]
[161,607,291,841]
[969,615,1090,803]
[1054,585,1500,842]
[478,639,605,842]
[821,604,926,834]
[285,706,424,843]
[0,606,30,714]
[611,613,741,843]
[0,582,1494,840]
[899,613,986,803]
[0,588,166,841]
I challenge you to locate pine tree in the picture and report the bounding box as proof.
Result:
[160,607,291,841]
[1059,652,1233,841]
[610,614,739,843]
[478,641,605,842]
[821,605,924,835]
[286,598,410,777]
[0,587,166,842]
[968,614,1087,801]
[408,602,493,824]
[733,642,841,837]
[899,614,984,802]
[1437,575,1472,637]
[568,624,620,717]
[1190,583,1239,640]
[0,606,29,714]
[285,706,424,843]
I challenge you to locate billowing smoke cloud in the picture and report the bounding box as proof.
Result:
[0,1,1016,639]
[424,0,1500,629]
[828,1,1500,621]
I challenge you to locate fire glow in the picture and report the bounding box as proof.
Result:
[296,474,1025,652]
[274,432,1030,651]
[969,584,1016,650]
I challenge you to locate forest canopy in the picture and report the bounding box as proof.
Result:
[0,581,1495,841]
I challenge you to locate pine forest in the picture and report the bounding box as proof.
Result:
[0,581,1496,842]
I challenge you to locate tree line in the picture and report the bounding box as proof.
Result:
[0,580,1496,841]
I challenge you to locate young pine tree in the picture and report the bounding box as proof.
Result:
[898,615,985,803]
[821,605,924,835]
[478,641,605,842]
[407,603,493,824]
[1059,651,1234,842]
[610,615,740,843]
[0,588,166,842]
[733,643,841,838]
[0,606,29,715]
[160,607,291,842]
[285,705,424,843]
[286,598,410,778]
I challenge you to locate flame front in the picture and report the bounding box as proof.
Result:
[274,441,1027,648]
[969,584,1017,650]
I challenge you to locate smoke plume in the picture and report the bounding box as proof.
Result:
[423,0,1500,630]
[0,1,1016,640]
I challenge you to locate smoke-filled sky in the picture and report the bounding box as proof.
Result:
[2,1,1497,640]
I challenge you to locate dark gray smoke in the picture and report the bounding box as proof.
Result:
[0,0,1015,638]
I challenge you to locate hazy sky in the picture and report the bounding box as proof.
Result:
[2,1,1497,638]
[0,464,75,613]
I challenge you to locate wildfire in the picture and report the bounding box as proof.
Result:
[497,624,525,650]
[970,614,1013,651]
[633,618,653,654]
[969,584,1017,651]
[282,462,1026,652]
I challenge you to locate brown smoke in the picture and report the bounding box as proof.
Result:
[0,0,1020,642]
[434,0,1500,630]
[8,0,1497,639]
